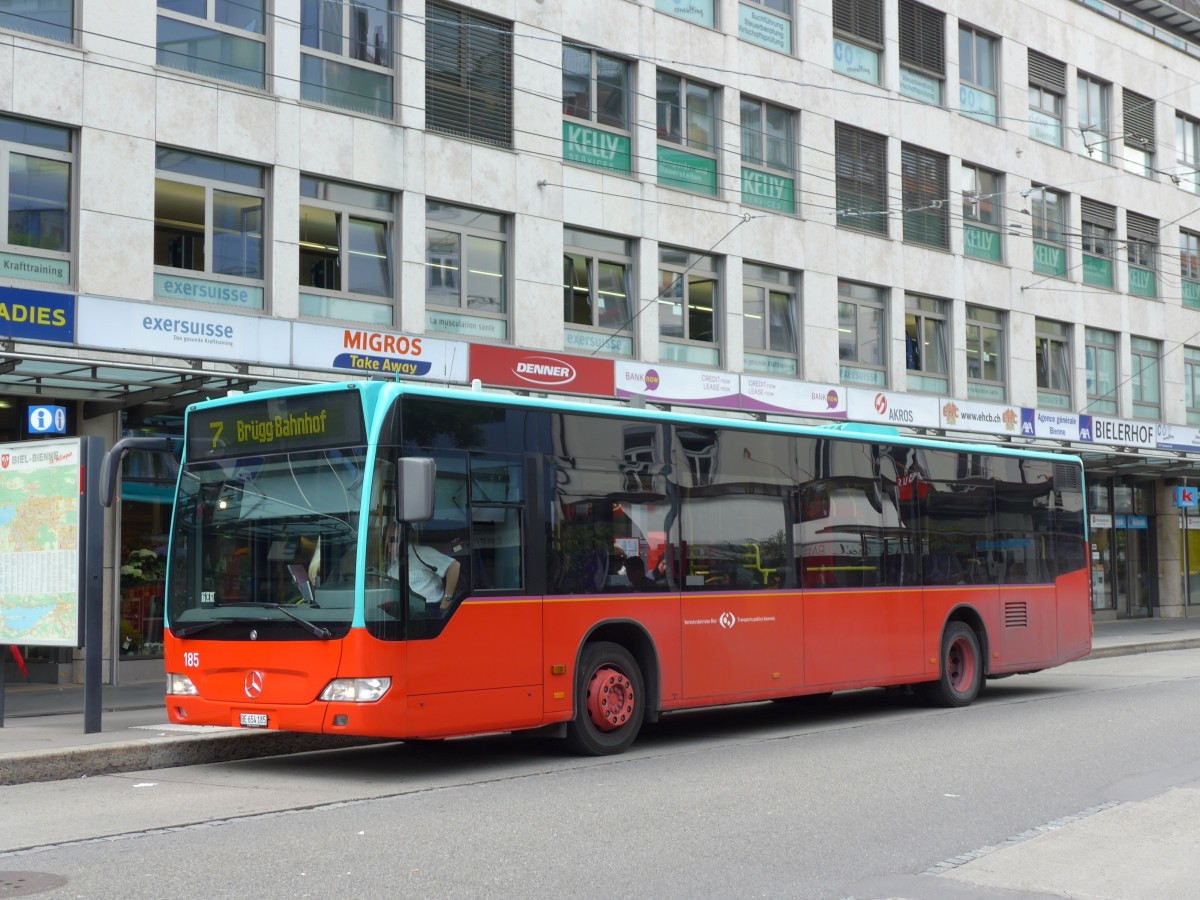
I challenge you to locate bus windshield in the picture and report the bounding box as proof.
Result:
[166,447,370,638]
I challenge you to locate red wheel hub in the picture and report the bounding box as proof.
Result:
[585,666,635,732]
[947,637,976,693]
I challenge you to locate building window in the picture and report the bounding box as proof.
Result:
[743,262,799,376]
[740,97,796,213]
[0,115,72,286]
[1122,89,1155,178]
[898,0,944,106]
[1035,319,1071,410]
[1177,114,1200,194]
[904,294,948,394]
[1030,185,1067,278]
[1126,212,1158,299]
[656,73,718,196]
[426,1,513,148]
[656,0,715,28]
[961,164,1002,262]
[157,0,266,89]
[1077,74,1110,163]
[0,0,72,42]
[965,304,1005,401]
[738,0,792,54]
[835,124,887,235]
[958,25,997,125]
[1085,327,1117,416]
[1185,347,1200,425]
[298,177,394,326]
[831,0,882,85]
[1028,50,1065,147]
[425,200,508,341]
[1081,198,1115,289]
[1181,230,1200,309]
[300,0,394,118]
[563,228,633,357]
[901,143,948,249]
[562,45,632,175]
[659,247,720,366]
[838,279,886,387]
[153,148,265,310]
[1130,336,1160,419]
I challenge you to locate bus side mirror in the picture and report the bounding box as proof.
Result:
[397,457,435,522]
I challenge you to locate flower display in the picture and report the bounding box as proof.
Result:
[120,548,165,585]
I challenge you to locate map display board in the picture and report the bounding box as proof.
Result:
[0,437,82,647]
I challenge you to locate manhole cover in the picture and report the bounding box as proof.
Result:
[0,872,68,897]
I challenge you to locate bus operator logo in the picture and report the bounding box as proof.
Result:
[244,670,264,699]
[719,611,737,629]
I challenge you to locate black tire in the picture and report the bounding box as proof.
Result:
[565,641,645,756]
[920,621,982,708]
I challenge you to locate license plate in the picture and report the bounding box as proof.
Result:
[239,713,268,728]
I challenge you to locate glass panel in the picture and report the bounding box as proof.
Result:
[858,304,883,365]
[685,83,716,152]
[154,179,205,271]
[0,0,73,41]
[596,260,630,329]
[838,300,858,361]
[743,285,766,350]
[768,290,796,353]
[217,0,264,32]
[466,235,505,313]
[299,205,340,290]
[426,228,460,306]
[0,116,70,152]
[300,292,393,325]
[562,45,592,119]
[765,105,791,169]
[595,54,628,129]
[656,76,681,143]
[156,16,266,89]
[155,148,262,188]
[348,0,390,65]
[740,99,762,164]
[348,217,390,296]
[687,275,716,343]
[563,252,592,326]
[659,270,685,339]
[212,190,262,278]
[300,54,394,118]
[301,0,342,51]
[8,154,69,251]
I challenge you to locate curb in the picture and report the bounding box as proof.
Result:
[0,731,386,786]
[1086,637,1200,660]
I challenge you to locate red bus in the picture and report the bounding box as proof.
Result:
[105,381,1091,754]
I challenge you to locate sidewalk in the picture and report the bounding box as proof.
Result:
[1,617,1198,786]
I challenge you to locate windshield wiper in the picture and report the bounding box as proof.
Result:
[220,602,333,639]
[173,617,238,638]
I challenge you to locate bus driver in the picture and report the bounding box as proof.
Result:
[389,530,461,615]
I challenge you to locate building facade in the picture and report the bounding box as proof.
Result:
[3,0,1200,683]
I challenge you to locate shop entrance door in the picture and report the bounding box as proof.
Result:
[1114,517,1151,618]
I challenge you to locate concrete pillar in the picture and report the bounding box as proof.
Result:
[1155,482,1184,618]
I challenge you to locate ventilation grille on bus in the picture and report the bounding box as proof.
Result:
[1004,601,1029,628]
[1053,463,1082,491]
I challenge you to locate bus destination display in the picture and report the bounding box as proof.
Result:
[187,391,366,461]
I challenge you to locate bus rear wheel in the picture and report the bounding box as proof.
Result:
[921,622,982,708]
[565,642,645,756]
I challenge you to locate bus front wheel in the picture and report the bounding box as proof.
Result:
[921,622,982,708]
[565,642,645,756]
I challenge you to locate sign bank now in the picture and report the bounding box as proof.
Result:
[565,125,621,162]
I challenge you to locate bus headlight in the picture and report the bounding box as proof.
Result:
[167,673,199,696]
[320,677,391,702]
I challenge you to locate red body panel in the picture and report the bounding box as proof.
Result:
[165,573,1092,739]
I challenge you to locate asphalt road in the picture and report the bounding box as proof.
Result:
[2,649,1199,899]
